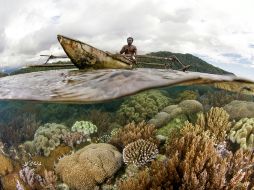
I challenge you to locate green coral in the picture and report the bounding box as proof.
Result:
[229,118,254,150]
[71,121,97,136]
[156,114,188,137]
[176,90,199,102]
[117,90,172,124]
[33,123,69,156]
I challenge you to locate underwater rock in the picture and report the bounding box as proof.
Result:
[224,100,254,120]
[71,120,97,136]
[33,123,69,156]
[0,153,13,176]
[229,118,254,150]
[116,90,172,124]
[123,139,158,167]
[148,100,203,128]
[55,143,122,190]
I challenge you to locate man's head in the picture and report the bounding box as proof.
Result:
[127,37,133,45]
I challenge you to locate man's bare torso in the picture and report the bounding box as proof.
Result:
[120,45,137,55]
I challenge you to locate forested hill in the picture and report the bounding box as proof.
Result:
[137,51,233,75]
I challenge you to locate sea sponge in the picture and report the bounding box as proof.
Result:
[229,118,254,150]
[33,123,69,156]
[0,153,13,176]
[123,139,158,167]
[55,143,122,190]
[71,121,97,136]
[117,90,172,124]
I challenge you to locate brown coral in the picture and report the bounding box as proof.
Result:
[120,132,254,190]
[55,143,122,190]
[123,139,158,167]
[109,121,158,149]
[0,153,13,176]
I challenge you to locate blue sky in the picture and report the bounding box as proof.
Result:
[0,0,253,80]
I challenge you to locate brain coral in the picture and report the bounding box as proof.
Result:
[229,118,254,150]
[33,123,69,156]
[117,90,172,124]
[0,153,13,176]
[55,143,122,190]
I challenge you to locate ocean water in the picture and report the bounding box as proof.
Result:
[0,78,254,189]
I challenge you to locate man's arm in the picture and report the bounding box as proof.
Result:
[133,46,137,55]
[120,46,126,54]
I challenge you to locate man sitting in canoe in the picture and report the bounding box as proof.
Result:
[120,37,137,63]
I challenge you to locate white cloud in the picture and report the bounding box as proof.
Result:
[0,0,254,80]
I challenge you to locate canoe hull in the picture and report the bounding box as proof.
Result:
[57,35,133,69]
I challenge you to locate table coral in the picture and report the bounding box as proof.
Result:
[229,118,254,150]
[55,143,122,190]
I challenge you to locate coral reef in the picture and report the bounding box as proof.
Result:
[224,100,254,120]
[148,99,203,128]
[33,123,69,156]
[71,121,97,136]
[119,132,254,190]
[176,90,199,102]
[123,139,158,167]
[55,143,122,190]
[61,132,88,148]
[229,118,254,150]
[116,90,172,124]
[0,153,13,176]
[178,107,231,143]
[109,121,158,149]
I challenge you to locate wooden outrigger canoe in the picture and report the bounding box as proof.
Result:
[57,35,134,69]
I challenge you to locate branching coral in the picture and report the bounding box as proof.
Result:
[109,121,158,149]
[119,132,254,190]
[123,139,158,167]
[229,118,254,150]
[116,90,172,124]
[178,107,231,143]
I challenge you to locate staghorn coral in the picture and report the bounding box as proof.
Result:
[229,118,254,150]
[123,139,158,167]
[116,90,172,124]
[119,132,254,190]
[178,107,231,143]
[33,123,69,156]
[109,121,158,149]
[55,143,122,190]
[71,121,97,136]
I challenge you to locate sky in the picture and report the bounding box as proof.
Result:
[0,0,253,80]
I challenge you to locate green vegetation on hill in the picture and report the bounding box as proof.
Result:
[11,52,232,75]
[0,72,7,77]
[137,51,233,75]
